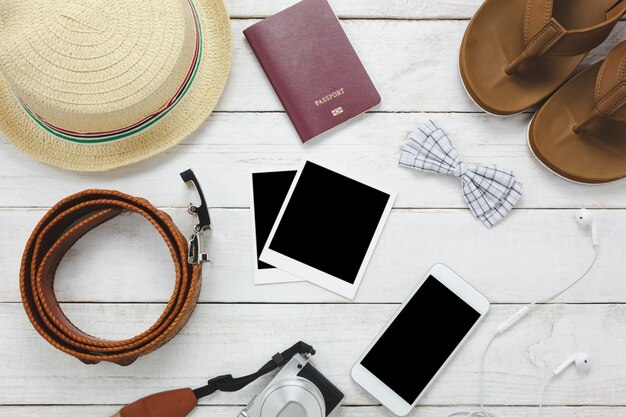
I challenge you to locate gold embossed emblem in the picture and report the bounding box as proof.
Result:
[332,107,344,116]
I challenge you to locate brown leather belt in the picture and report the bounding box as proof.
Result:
[20,173,209,366]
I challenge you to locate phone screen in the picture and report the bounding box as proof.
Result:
[361,276,481,403]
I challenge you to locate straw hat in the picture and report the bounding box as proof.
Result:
[0,0,232,171]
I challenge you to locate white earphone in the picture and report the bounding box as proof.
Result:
[450,210,599,417]
[536,352,593,417]
[553,352,592,376]
[575,208,598,247]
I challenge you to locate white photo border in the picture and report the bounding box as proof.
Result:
[260,160,396,299]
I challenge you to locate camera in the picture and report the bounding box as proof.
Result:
[239,353,344,417]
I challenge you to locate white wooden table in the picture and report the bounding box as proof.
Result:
[1,2,626,417]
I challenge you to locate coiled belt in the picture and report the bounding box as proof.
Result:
[19,173,210,366]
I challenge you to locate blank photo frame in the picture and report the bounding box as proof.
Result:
[261,161,396,299]
[250,169,303,284]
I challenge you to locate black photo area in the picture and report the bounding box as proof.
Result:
[253,171,297,269]
[268,161,391,284]
[361,276,481,404]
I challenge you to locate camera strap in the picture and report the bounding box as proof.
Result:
[113,341,316,417]
[193,341,316,398]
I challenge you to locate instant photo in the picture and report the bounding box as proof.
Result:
[261,161,395,299]
[250,169,301,284]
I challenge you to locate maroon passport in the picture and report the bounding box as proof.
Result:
[243,0,381,143]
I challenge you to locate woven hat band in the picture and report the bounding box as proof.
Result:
[0,0,202,143]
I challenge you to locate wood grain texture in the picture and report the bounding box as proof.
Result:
[226,0,626,20]
[1,303,625,406]
[218,20,626,113]
[1,3,625,416]
[1,208,623,304]
[2,113,626,209]
[226,0,484,19]
[1,406,624,417]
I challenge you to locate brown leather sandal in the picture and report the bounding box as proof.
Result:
[460,0,626,116]
[529,41,626,184]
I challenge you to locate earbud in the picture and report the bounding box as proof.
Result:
[575,209,598,247]
[553,352,592,376]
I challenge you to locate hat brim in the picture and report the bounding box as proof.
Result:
[0,0,232,172]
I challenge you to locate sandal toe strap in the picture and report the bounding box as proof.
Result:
[595,42,626,122]
[574,41,626,133]
[507,0,626,74]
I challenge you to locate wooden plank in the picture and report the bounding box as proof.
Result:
[227,0,626,20]
[218,20,626,112]
[1,406,624,417]
[226,0,484,19]
[2,113,626,209]
[1,207,622,304]
[1,208,622,304]
[1,4,623,415]
[1,21,623,117]
[0,303,624,406]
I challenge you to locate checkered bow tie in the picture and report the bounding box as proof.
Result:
[399,121,523,228]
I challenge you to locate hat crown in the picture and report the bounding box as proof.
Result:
[0,1,19,35]
[0,1,109,31]
[0,0,200,137]
[0,1,15,20]
[59,3,107,33]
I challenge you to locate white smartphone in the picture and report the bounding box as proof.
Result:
[351,264,490,416]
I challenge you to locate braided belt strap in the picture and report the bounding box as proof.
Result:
[19,189,204,366]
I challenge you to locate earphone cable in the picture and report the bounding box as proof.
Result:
[447,245,599,417]
[445,333,499,417]
[538,373,556,417]
[533,246,599,305]
[477,333,499,417]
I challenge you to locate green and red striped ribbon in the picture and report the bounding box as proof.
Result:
[17,0,203,144]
